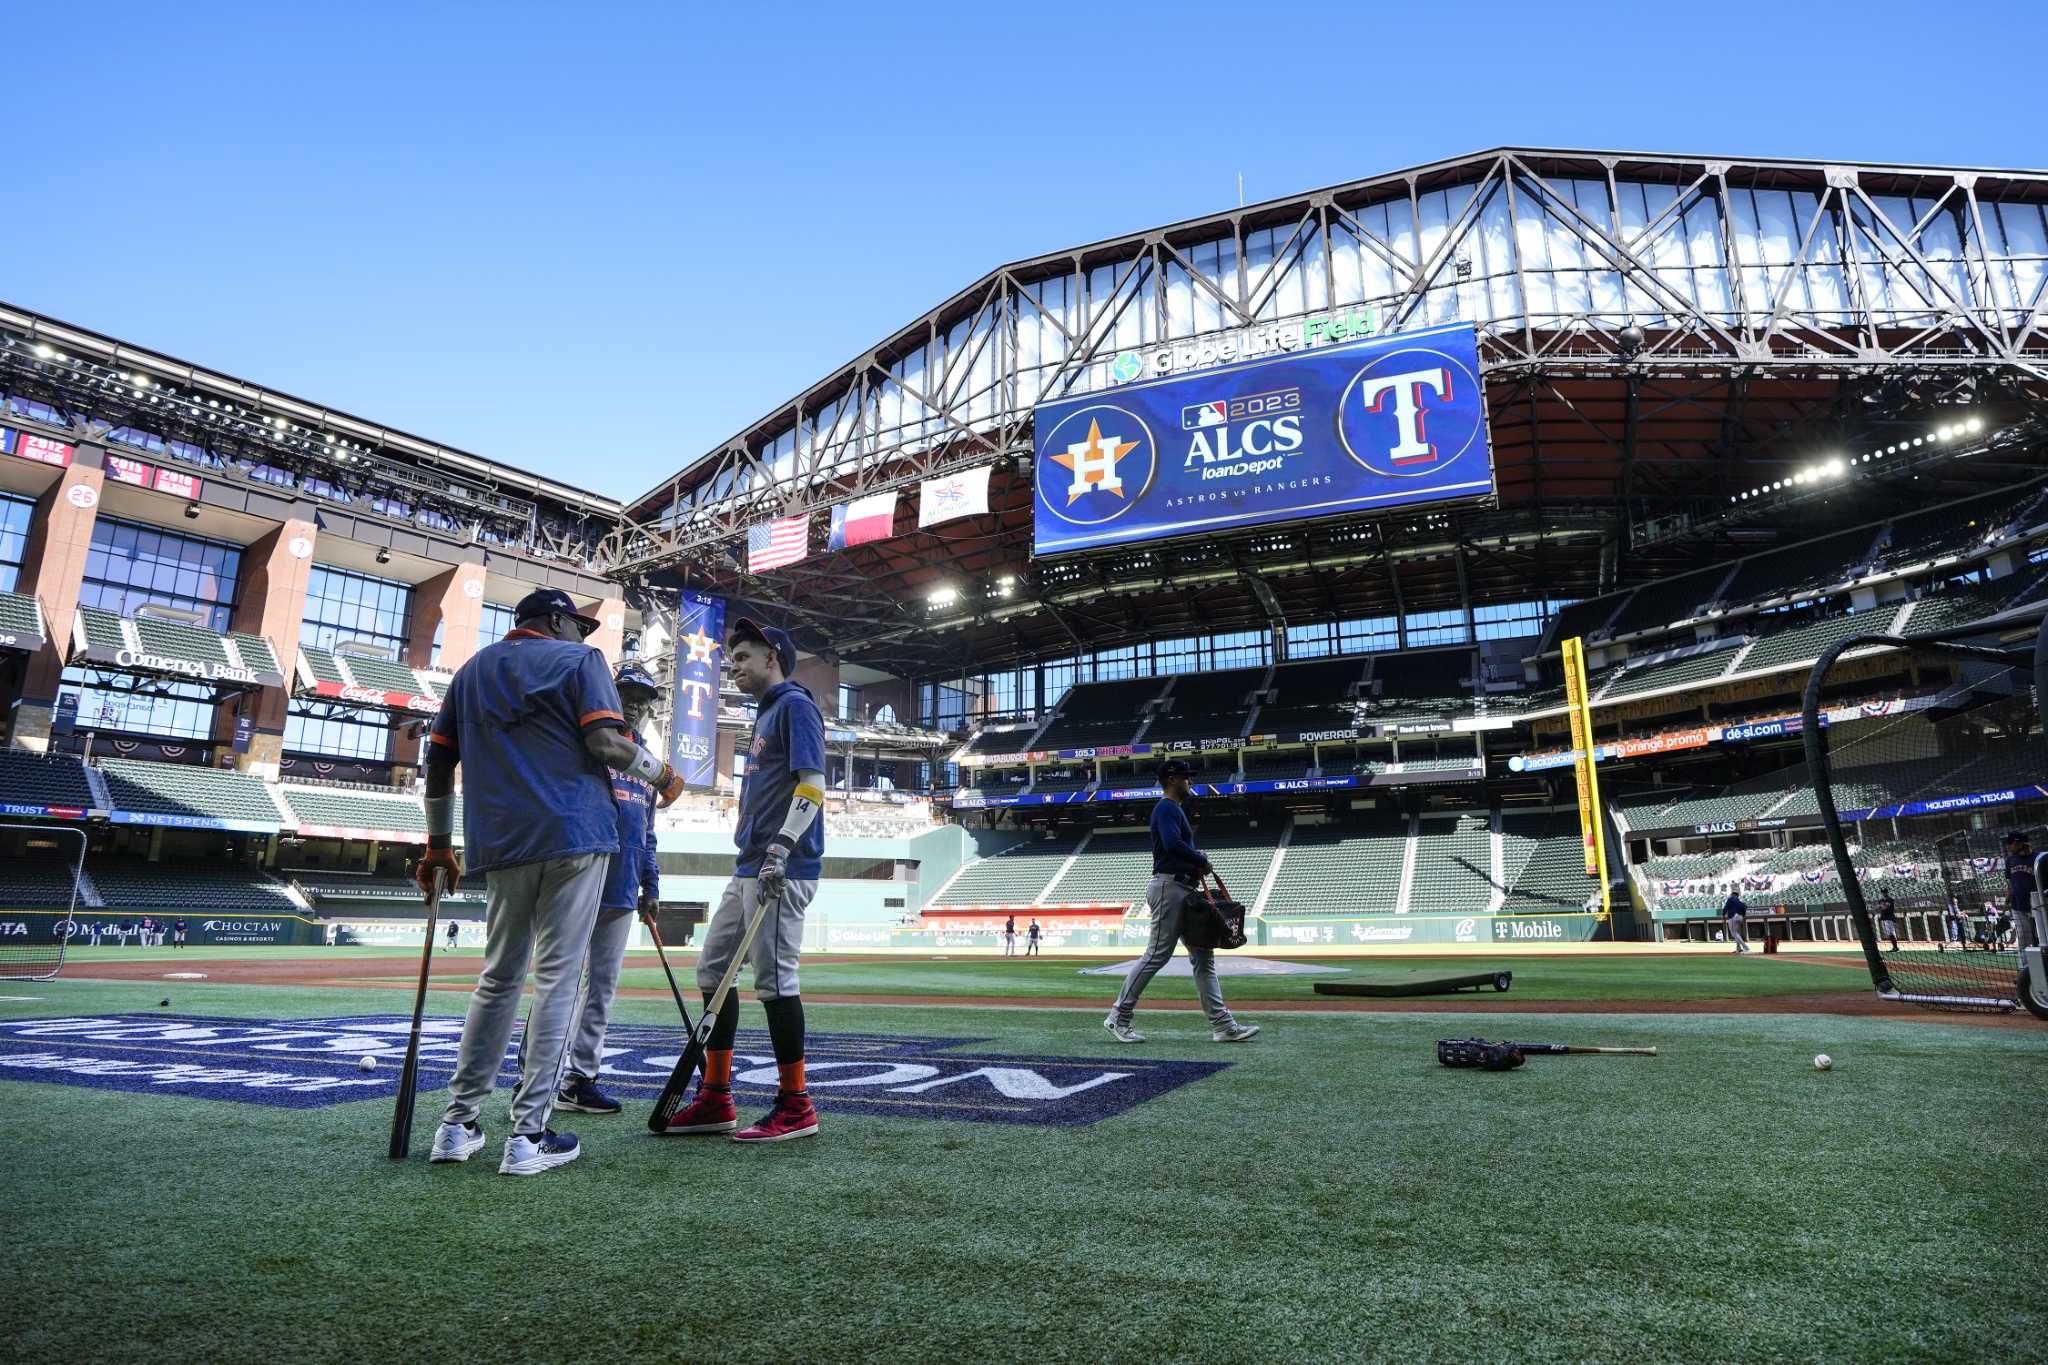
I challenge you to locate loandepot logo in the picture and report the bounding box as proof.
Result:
[1336,343,1485,478]
[1036,404,1158,528]
[0,1015,1228,1125]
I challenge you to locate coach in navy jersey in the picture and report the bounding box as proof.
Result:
[556,661,666,1116]
[418,588,684,1176]
[2006,831,2038,952]
[661,617,827,1143]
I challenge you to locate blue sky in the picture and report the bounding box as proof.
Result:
[7,1,2042,503]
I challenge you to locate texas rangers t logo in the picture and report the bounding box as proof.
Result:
[1357,366,1452,465]
[1336,344,1484,479]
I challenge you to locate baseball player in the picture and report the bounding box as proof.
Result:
[87,920,103,947]
[1103,759,1258,1045]
[1722,891,1750,953]
[2005,831,2038,952]
[172,918,187,948]
[420,588,684,1176]
[662,617,825,1143]
[557,661,665,1116]
[1877,889,1901,953]
[118,919,133,948]
[445,918,459,950]
[1026,918,1042,956]
[1003,914,1017,957]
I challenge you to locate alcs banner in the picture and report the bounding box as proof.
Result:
[1031,323,1494,555]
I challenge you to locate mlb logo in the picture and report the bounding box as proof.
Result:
[1181,401,1227,430]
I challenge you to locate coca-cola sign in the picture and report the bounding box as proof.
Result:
[308,679,441,714]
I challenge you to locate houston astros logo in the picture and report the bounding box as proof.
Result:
[1336,345,1484,477]
[1035,405,1157,527]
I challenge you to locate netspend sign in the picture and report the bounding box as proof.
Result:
[1032,323,1494,555]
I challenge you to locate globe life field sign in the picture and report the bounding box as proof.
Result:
[1032,323,1494,556]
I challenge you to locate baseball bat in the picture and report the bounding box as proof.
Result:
[640,905,697,1033]
[387,868,445,1159]
[648,879,780,1133]
[1507,1042,1658,1056]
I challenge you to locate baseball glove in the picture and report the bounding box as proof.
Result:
[1437,1038,1525,1071]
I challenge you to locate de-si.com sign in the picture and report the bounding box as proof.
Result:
[1032,323,1494,555]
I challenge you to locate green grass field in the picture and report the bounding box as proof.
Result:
[3,962,2044,1363]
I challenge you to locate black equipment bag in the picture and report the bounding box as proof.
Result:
[1179,873,1248,951]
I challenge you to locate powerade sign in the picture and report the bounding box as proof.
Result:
[1032,323,1493,555]
[0,1015,1228,1124]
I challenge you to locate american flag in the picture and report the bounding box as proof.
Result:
[746,515,810,572]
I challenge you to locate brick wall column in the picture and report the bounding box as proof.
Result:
[583,594,629,666]
[407,561,487,673]
[9,449,107,751]
[212,516,318,777]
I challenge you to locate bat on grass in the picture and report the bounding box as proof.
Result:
[387,868,445,1159]
[1509,1042,1657,1056]
[648,883,778,1133]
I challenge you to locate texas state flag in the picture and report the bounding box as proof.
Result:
[828,491,896,550]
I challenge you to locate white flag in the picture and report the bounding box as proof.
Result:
[917,466,991,528]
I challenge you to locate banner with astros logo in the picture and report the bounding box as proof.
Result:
[1031,322,1493,555]
[668,589,725,788]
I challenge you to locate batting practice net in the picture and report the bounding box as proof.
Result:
[0,823,88,981]
[1800,619,2048,1017]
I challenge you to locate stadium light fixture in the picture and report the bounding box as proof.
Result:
[928,585,959,608]
[33,343,51,358]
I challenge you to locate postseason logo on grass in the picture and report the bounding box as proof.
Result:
[0,1015,1228,1126]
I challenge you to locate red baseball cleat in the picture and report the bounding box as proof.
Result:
[733,1090,818,1143]
[660,1083,737,1135]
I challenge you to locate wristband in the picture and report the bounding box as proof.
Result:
[623,743,667,785]
[425,795,455,839]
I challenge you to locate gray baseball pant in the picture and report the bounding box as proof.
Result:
[441,852,606,1136]
[564,905,636,1081]
[1726,913,1748,951]
[695,875,816,998]
[1111,875,1234,1028]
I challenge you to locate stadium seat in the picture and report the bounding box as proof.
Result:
[1261,818,1406,916]
[1499,813,1596,909]
[86,856,298,911]
[1142,666,1266,745]
[932,830,1088,906]
[0,748,96,809]
[1406,814,1494,914]
[97,758,284,827]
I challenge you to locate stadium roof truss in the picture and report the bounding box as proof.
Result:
[604,150,2048,673]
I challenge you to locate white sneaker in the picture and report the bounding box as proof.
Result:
[1212,1021,1261,1044]
[498,1129,581,1176]
[1103,1013,1145,1044]
[430,1121,486,1163]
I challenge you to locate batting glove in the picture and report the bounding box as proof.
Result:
[757,844,790,902]
[637,891,659,921]
[416,843,463,898]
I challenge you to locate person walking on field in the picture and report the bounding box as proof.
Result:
[1103,759,1258,1045]
[419,589,684,1177]
[1877,889,1901,953]
[445,917,459,950]
[1722,890,1750,953]
[556,661,666,1117]
[661,618,828,1143]
[1003,913,1018,958]
[2005,830,2038,953]
[1027,918,1042,956]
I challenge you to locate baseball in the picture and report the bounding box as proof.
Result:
[358,1055,377,1072]
[1814,1053,1832,1071]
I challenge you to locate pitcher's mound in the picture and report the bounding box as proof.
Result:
[1077,957,1350,978]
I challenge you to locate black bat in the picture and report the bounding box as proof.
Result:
[1507,1041,1657,1056]
[640,905,696,1033]
[648,883,778,1133]
[387,869,445,1159]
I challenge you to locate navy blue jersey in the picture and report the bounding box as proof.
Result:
[1151,798,1207,879]
[602,726,663,909]
[734,681,826,879]
[429,629,625,874]
[1723,894,1746,917]
[2007,850,2036,910]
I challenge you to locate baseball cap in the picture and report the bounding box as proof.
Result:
[514,587,600,637]
[1157,758,1197,780]
[614,661,660,696]
[729,616,796,678]
[2005,829,2031,844]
